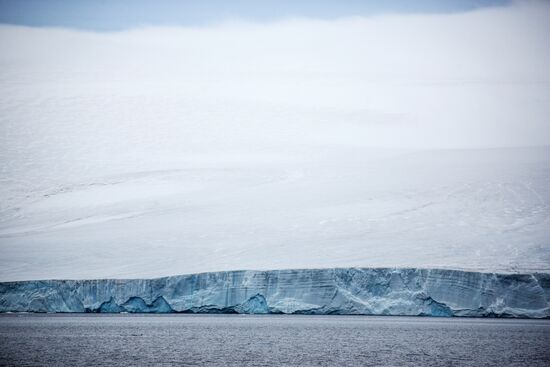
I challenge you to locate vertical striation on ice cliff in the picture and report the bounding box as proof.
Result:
[0,268,549,318]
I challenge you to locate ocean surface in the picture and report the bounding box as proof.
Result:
[1,314,549,366]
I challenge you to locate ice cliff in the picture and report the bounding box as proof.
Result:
[1,268,549,318]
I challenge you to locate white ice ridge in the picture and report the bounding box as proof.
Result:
[1,268,549,318]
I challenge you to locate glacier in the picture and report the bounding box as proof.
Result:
[1,268,549,318]
[2,20,550,282]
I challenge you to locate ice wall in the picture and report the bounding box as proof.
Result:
[1,268,549,318]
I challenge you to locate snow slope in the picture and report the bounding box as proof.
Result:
[1,4,550,280]
[0,146,549,280]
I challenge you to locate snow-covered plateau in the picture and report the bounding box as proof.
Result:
[1,5,550,281]
[1,268,549,317]
[1,145,549,280]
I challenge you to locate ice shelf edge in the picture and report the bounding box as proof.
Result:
[1,268,549,318]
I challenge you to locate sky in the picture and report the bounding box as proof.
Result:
[0,0,512,30]
[0,0,549,279]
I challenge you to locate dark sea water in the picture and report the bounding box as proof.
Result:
[1,314,549,366]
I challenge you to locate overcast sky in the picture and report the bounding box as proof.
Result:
[0,0,512,30]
